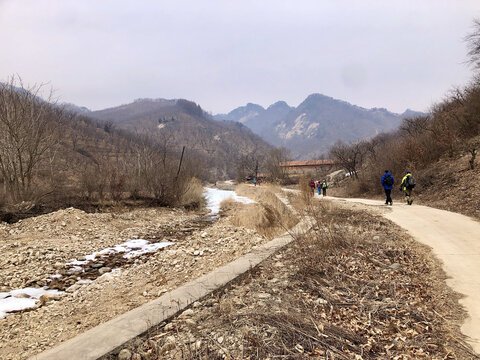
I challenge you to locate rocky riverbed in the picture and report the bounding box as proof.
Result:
[0,189,266,359]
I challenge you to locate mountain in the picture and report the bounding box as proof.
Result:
[88,98,272,179]
[215,94,424,159]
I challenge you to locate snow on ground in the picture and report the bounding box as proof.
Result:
[67,239,175,266]
[204,187,256,216]
[0,288,62,318]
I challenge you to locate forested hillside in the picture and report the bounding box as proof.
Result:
[89,98,273,179]
[0,80,207,220]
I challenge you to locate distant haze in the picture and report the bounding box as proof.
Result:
[0,0,479,113]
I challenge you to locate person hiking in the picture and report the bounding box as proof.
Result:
[381,170,394,205]
[321,179,328,197]
[309,179,315,195]
[317,180,322,195]
[253,178,257,186]
[400,171,415,205]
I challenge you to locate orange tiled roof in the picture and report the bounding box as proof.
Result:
[279,160,334,167]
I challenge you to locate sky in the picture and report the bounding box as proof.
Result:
[1,0,480,114]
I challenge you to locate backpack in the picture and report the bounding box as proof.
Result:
[384,174,393,187]
[406,175,415,189]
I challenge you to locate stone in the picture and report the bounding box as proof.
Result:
[39,293,62,305]
[118,348,132,360]
[131,354,141,360]
[14,293,31,299]
[164,323,175,331]
[181,309,194,317]
[160,335,176,354]
[92,263,104,269]
[98,267,112,275]
[389,263,402,270]
[314,298,328,305]
[256,293,271,299]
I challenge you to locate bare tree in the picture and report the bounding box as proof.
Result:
[263,147,291,184]
[0,76,61,202]
[329,141,367,179]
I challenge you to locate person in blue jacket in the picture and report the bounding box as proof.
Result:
[381,170,394,205]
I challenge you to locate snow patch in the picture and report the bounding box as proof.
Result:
[204,187,255,216]
[67,239,174,266]
[0,287,62,318]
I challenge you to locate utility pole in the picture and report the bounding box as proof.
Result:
[175,146,186,180]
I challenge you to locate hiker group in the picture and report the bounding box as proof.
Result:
[381,170,416,205]
[309,179,328,197]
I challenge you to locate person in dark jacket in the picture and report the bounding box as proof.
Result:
[400,171,415,205]
[321,179,328,197]
[381,170,394,205]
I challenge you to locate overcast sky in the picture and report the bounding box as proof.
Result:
[1,0,479,114]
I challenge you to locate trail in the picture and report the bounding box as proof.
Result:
[331,196,480,354]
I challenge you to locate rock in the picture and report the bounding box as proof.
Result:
[314,298,328,305]
[160,335,176,354]
[98,267,111,275]
[200,232,208,238]
[14,293,31,299]
[92,263,104,269]
[192,301,202,308]
[131,354,141,360]
[39,293,62,305]
[181,309,194,317]
[164,323,175,331]
[77,256,86,261]
[389,263,402,270]
[53,262,63,269]
[373,235,380,241]
[217,336,224,344]
[118,348,132,360]
[256,293,271,299]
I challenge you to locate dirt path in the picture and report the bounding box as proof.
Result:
[331,196,480,354]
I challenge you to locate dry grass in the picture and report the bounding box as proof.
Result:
[220,184,299,239]
[180,177,205,210]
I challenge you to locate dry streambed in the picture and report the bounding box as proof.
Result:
[0,187,267,359]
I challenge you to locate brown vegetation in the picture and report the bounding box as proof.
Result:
[0,78,205,221]
[221,184,298,239]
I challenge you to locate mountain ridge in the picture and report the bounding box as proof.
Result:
[214,93,425,159]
